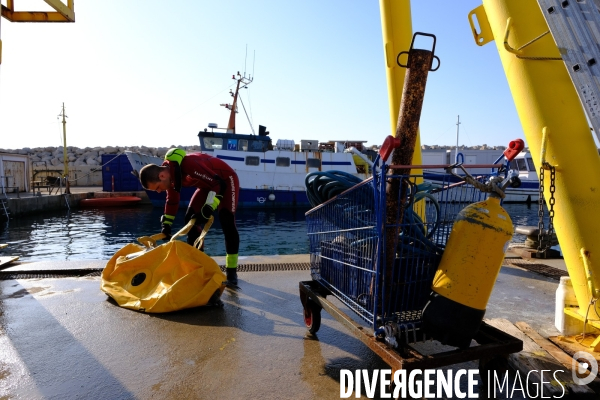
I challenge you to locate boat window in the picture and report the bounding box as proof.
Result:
[239,139,248,151]
[245,156,260,166]
[526,157,536,172]
[249,140,266,152]
[276,157,290,167]
[307,158,321,168]
[516,158,528,171]
[509,160,518,170]
[203,137,223,150]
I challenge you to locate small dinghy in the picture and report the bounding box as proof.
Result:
[79,196,142,208]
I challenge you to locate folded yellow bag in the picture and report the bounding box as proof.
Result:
[101,218,226,313]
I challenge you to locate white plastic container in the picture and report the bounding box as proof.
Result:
[554,276,598,335]
[275,139,295,151]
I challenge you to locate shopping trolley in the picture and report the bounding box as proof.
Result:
[299,158,523,372]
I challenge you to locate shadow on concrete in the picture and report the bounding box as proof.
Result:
[113,275,391,372]
[0,280,136,399]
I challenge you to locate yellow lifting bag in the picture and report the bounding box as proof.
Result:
[101,218,226,313]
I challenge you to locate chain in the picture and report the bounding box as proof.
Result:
[538,163,556,253]
[547,164,556,242]
[538,166,545,253]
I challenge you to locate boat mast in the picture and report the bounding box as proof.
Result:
[224,71,253,134]
[59,103,70,194]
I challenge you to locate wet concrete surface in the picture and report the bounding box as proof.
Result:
[0,255,564,399]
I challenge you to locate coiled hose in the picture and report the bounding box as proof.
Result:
[305,170,364,208]
[306,170,443,255]
[399,187,444,256]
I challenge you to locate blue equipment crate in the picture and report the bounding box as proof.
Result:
[101,154,121,173]
[305,166,490,336]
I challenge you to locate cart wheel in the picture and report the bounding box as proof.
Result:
[303,301,322,334]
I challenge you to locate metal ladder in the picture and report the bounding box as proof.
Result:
[538,0,600,140]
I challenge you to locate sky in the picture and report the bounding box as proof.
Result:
[0,0,527,150]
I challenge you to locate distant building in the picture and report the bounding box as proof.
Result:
[0,152,30,193]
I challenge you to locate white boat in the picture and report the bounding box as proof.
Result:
[421,148,540,203]
[125,72,373,208]
[126,73,540,208]
[505,150,539,203]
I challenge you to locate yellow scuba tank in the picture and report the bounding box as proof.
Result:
[422,176,514,348]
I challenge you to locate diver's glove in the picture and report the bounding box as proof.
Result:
[160,215,174,240]
[199,191,222,223]
[183,192,221,226]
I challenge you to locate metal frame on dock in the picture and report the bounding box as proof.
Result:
[299,280,523,371]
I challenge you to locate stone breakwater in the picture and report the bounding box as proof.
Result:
[0,145,201,168]
[1,143,509,168]
[0,145,202,188]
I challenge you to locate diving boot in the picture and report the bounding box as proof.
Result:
[226,268,238,286]
[225,254,239,286]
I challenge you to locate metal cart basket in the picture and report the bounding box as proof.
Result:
[300,162,523,372]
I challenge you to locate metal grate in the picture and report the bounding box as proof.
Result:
[225,262,310,272]
[0,270,102,280]
[505,260,568,280]
[0,263,311,280]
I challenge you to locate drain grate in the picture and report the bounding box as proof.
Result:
[505,261,568,281]
[0,270,102,280]
[221,263,311,272]
[0,263,311,280]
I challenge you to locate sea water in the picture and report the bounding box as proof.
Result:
[0,203,547,262]
[0,205,310,262]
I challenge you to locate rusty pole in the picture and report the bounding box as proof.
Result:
[382,37,436,316]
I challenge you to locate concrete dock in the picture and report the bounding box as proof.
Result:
[0,250,593,399]
[1,187,598,398]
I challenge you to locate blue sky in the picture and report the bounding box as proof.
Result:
[0,1,524,150]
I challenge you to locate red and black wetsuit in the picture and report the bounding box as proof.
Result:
[163,153,240,255]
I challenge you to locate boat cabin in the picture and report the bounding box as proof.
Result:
[198,127,272,153]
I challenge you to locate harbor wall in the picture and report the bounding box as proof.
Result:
[7,190,151,217]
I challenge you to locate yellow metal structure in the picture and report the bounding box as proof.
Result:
[1,0,75,23]
[379,0,423,165]
[431,196,514,310]
[473,0,600,327]
[0,0,74,65]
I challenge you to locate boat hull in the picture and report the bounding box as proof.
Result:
[126,150,362,209]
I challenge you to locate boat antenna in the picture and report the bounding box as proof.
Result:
[252,49,255,81]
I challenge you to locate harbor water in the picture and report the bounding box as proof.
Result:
[0,203,548,262]
[0,205,310,262]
